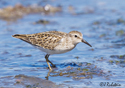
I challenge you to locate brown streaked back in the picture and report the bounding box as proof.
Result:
[12,31,67,50]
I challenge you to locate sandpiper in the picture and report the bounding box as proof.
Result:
[12,31,92,70]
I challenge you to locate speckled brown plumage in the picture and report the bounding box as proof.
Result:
[12,31,67,50]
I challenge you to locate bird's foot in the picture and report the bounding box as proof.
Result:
[51,64,56,68]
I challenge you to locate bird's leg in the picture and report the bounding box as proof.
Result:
[47,58,56,68]
[45,54,52,71]
[45,54,56,68]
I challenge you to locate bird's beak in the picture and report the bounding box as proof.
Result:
[82,39,92,47]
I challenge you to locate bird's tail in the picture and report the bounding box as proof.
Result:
[12,34,26,39]
[12,34,30,43]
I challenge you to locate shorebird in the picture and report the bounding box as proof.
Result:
[12,31,92,70]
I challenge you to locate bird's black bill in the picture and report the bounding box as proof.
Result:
[82,39,92,47]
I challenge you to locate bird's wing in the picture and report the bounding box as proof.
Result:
[12,31,67,50]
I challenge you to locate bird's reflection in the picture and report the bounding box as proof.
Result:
[45,70,51,80]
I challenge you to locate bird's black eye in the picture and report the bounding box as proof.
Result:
[75,35,77,37]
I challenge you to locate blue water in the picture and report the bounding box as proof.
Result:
[0,0,125,87]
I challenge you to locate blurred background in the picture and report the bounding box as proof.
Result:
[0,0,125,87]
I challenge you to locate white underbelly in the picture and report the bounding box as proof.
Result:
[35,44,75,55]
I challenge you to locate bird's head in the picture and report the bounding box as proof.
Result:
[69,31,92,47]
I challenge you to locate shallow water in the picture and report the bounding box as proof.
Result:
[0,0,125,87]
